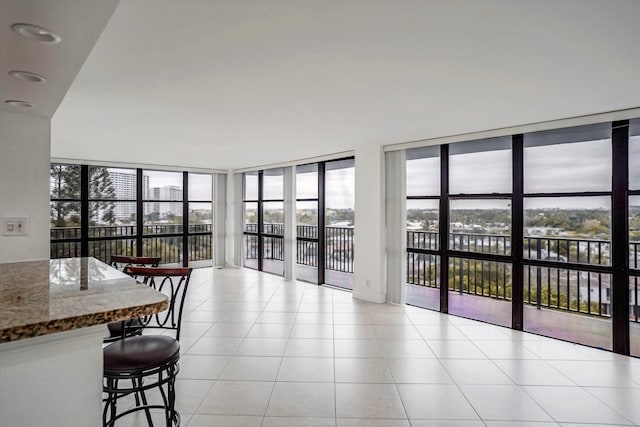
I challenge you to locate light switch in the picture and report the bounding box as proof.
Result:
[2,217,29,236]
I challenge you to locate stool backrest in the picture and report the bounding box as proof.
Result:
[110,255,161,271]
[125,266,193,341]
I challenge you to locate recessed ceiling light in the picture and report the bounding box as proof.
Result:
[8,70,47,83]
[4,100,33,108]
[11,23,61,44]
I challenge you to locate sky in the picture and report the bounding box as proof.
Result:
[102,168,213,200]
[406,136,639,210]
[123,134,640,211]
[246,166,356,210]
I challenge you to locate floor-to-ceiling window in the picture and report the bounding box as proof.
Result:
[324,158,355,289]
[188,172,214,267]
[448,137,513,327]
[404,119,640,355]
[293,157,355,288]
[629,119,640,356]
[88,166,137,261]
[406,146,440,310]
[296,163,320,283]
[242,168,285,275]
[245,158,356,286]
[522,124,612,348]
[143,170,184,265]
[262,168,285,276]
[243,171,259,270]
[50,164,82,258]
[50,164,213,267]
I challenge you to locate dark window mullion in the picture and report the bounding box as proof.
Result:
[407,195,440,200]
[258,171,264,271]
[512,134,524,330]
[136,168,143,257]
[80,165,89,257]
[612,120,630,355]
[448,194,512,199]
[89,199,137,203]
[318,162,326,285]
[183,171,189,267]
[524,191,612,198]
[439,144,449,312]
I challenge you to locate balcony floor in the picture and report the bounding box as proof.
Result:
[407,283,640,354]
[118,267,640,426]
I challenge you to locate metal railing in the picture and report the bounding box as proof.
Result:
[50,224,212,265]
[631,242,640,270]
[244,223,284,235]
[243,224,354,273]
[525,236,610,266]
[406,229,640,320]
[450,257,511,300]
[326,226,354,273]
[523,265,610,317]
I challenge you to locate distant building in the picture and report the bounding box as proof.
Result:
[108,170,149,221]
[147,185,183,218]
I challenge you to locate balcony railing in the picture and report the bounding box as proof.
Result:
[406,229,640,321]
[244,223,284,235]
[243,224,354,274]
[50,224,212,265]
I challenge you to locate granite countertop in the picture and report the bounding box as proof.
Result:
[0,257,168,343]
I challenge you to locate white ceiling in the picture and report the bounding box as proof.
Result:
[0,0,118,117]
[7,1,640,171]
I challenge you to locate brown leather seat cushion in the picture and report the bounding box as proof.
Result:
[104,335,180,373]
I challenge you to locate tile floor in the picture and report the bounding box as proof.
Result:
[117,267,640,426]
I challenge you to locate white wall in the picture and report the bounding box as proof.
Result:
[225,172,243,267]
[213,173,227,267]
[0,111,50,263]
[352,145,386,303]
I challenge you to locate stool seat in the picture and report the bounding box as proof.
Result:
[102,267,192,426]
[104,336,180,374]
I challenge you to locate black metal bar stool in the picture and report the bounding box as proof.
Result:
[105,256,162,342]
[103,266,192,427]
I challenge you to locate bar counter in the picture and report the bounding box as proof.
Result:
[0,257,168,342]
[0,257,169,426]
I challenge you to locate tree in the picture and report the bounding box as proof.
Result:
[89,166,116,225]
[50,164,81,227]
[50,164,116,227]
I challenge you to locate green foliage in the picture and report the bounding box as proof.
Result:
[50,164,116,227]
[297,210,317,225]
[89,167,115,225]
[449,259,512,299]
[326,208,354,225]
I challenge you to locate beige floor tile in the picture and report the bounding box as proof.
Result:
[236,337,289,356]
[277,357,335,382]
[262,416,336,427]
[188,414,263,427]
[266,382,335,417]
[335,383,406,418]
[219,356,282,381]
[284,338,334,357]
[198,381,273,416]
[335,358,394,383]
[178,355,230,379]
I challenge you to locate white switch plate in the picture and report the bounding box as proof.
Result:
[2,217,29,236]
